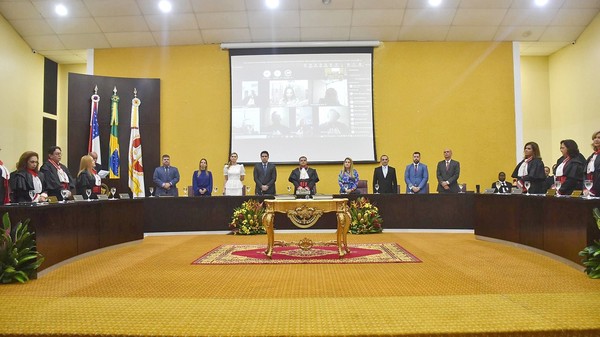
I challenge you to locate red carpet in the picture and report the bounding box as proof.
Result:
[192,243,421,265]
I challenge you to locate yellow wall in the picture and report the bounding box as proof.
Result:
[519,13,600,168]
[0,14,44,167]
[548,13,600,159]
[94,42,516,194]
[520,56,553,162]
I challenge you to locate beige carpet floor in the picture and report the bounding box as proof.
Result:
[1,232,599,336]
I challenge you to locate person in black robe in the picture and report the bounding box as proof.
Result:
[511,141,546,194]
[10,151,47,203]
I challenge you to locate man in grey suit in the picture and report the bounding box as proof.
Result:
[153,154,180,196]
[436,149,460,193]
[253,150,277,195]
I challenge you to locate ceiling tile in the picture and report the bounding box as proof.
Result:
[24,35,66,50]
[104,31,157,47]
[551,9,599,25]
[245,0,299,11]
[196,12,248,29]
[300,10,351,27]
[446,26,498,41]
[136,0,193,15]
[406,0,460,8]
[353,0,407,10]
[46,17,102,34]
[190,0,246,12]
[153,30,205,46]
[145,13,199,31]
[32,0,91,18]
[59,33,111,49]
[398,25,449,40]
[561,0,600,8]
[301,0,353,10]
[9,19,54,36]
[501,8,559,26]
[300,27,350,40]
[510,0,565,9]
[350,26,399,41]
[538,26,586,41]
[250,27,300,41]
[452,9,507,26]
[95,16,149,33]
[494,26,545,41]
[248,10,299,27]
[201,28,252,44]
[83,0,141,17]
[352,9,404,26]
[0,1,42,19]
[403,8,457,26]
[458,0,512,9]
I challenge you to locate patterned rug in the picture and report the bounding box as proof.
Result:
[192,243,421,265]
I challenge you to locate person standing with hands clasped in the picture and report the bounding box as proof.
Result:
[405,152,429,194]
[511,142,546,194]
[153,154,180,196]
[585,131,600,197]
[253,151,276,195]
[436,149,460,193]
[372,155,397,194]
[224,152,245,196]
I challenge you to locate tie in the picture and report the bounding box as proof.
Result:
[263,164,267,174]
[414,164,417,173]
[445,161,449,171]
[165,167,169,175]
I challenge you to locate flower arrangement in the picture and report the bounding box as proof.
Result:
[229,199,266,235]
[349,197,383,234]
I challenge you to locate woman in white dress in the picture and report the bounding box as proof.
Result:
[224,152,245,196]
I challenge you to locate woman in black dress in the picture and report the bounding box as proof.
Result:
[554,139,585,196]
[511,141,546,194]
[585,131,600,197]
[10,151,47,203]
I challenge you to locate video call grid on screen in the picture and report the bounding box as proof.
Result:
[229,47,376,164]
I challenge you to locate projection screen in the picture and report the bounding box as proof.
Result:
[229,47,375,164]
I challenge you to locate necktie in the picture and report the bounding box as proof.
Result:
[414,164,417,173]
[263,164,267,174]
[445,161,449,171]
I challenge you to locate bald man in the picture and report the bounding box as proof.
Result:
[436,149,460,193]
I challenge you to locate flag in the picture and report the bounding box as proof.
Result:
[109,87,120,179]
[88,88,102,164]
[128,89,145,198]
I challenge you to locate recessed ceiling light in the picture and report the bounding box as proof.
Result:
[158,0,172,13]
[534,0,549,6]
[265,0,280,9]
[55,4,68,16]
[428,0,442,7]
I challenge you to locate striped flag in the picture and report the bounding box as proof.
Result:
[88,87,102,164]
[109,87,120,179]
[128,88,145,198]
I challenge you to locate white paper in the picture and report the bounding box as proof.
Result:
[98,170,109,178]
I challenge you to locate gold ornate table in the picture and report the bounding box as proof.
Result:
[262,198,352,258]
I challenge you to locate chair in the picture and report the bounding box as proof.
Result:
[356,180,368,194]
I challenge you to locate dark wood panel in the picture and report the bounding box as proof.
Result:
[474,194,600,265]
[0,200,144,271]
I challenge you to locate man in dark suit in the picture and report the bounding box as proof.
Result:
[253,150,277,195]
[436,149,460,193]
[404,151,429,194]
[289,156,319,195]
[372,154,398,194]
[152,154,180,196]
[491,171,513,193]
[39,146,75,201]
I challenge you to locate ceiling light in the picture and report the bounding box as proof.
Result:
[428,0,442,6]
[534,0,549,6]
[158,0,172,13]
[265,0,279,9]
[322,0,332,4]
[55,4,68,16]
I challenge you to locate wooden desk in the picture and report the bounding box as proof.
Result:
[262,198,351,258]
